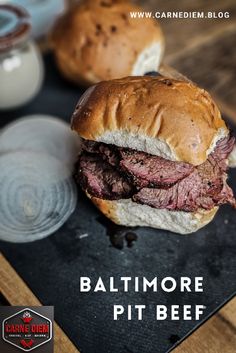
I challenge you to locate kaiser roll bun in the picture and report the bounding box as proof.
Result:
[90,196,218,234]
[72,76,228,166]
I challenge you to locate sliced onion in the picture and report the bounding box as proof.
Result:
[0,151,77,243]
[0,115,81,170]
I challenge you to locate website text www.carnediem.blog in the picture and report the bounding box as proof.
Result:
[129,11,230,19]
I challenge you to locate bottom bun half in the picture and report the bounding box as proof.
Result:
[89,195,218,234]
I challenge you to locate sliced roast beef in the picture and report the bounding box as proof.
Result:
[82,140,99,154]
[82,140,119,166]
[77,135,236,212]
[77,154,133,200]
[210,134,235,171]
[133,153,236,212]
[119,149,194,188]
[214,134,235,159]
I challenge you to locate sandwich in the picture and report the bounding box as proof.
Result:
[71,76,235,234]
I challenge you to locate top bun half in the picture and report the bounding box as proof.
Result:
[71,76,228,166]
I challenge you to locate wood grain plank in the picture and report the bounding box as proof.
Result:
[173,296,236,353]
[136,0,236,58]
[167,28,236,117]
[0,253,79,353]
[137,1,236,120]
[219,297,236,328]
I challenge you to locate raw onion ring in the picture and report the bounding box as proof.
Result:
[0,115,80,170]
[0,151,77,243]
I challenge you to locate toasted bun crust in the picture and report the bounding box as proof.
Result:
[90,196,218,234]
[50,0,164,85]
[72,76,228,165]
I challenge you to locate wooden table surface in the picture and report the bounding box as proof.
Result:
[137,0,236,121]
[1,1,236,352]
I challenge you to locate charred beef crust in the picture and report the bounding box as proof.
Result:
[134,137,236,212]
[82,140,194,188]
[119,149,194,188]
[133,168,235,212]
[76,153,133,200]
[76,135,236,211]
[82,140,119,166]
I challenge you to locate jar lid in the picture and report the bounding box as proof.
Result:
[0,4,31,52]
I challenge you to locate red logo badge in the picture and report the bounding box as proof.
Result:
[2,308,52,351]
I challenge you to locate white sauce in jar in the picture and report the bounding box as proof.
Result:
[0,42,43,109]
[0,5,44,109]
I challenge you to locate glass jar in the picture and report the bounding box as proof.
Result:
[0,4,44,110]
[5,0,66,38]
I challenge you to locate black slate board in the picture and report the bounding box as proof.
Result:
[0,55,236,353]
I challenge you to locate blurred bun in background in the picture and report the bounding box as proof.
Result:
[50,0,164,85]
